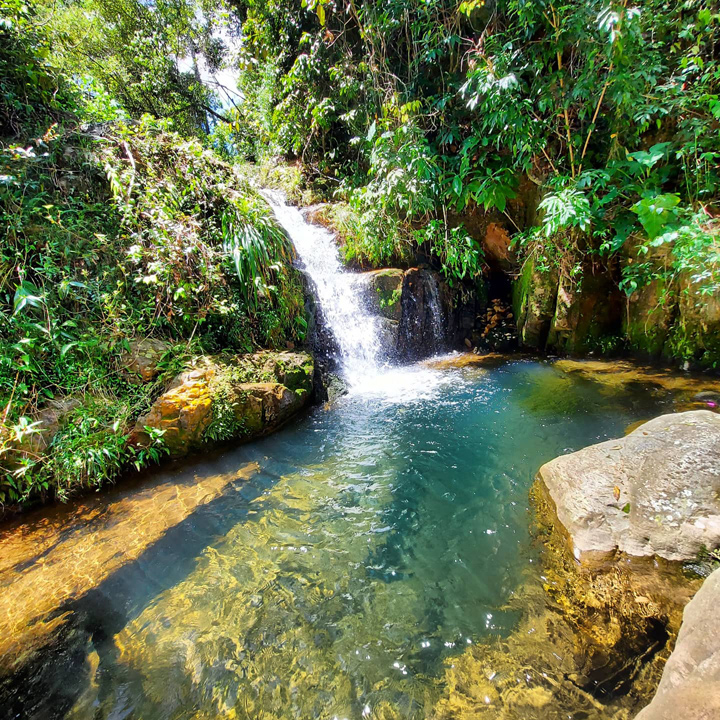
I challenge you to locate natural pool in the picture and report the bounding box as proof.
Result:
[1,357,714,720]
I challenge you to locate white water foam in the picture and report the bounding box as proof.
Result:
[263,191,387,386]
[263,191,453,401]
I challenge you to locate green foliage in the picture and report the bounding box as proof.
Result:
[4,399,170,505]
[225,0,719,307]
[539,189,593,238]
[205,387,246,443]
[0,116,306,506]
[0,0,79,135]
[5,0,720,500]
[415,221,485,285]
[34,0,234,135]
[98,116,306,348]
[631,194,681,240]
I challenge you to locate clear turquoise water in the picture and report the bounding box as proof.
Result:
[8,359,686,719]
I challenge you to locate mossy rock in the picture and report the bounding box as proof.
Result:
[664,274,720,368]
[546,269,622,354]
[512,257,559,348]
[119,338,172,384]
[624,278,676,357]
[357,268,404,321]
[133,351,313,456]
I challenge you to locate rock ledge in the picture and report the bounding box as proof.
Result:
[537,410,720,563]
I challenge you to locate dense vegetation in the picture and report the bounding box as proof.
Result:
[0,0,305,505]
[1,0,719,505]
[222,0,718,284]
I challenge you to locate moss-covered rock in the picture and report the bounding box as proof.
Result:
[665,274,720,368]
[624,278,677,356]
[512,257,559,348]
[546,269,622,354]
[357,268,404,321]
[132,351,313,457]
[119,338,172,384]
[621,244,677,357]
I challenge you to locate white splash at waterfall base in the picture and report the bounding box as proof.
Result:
[263,191,451,399]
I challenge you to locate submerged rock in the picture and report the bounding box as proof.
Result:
[0,461,259,676]
[132,351,313,457]
[537,410,720,563]
[636,566,720,720]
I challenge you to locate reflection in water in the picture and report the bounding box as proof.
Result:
[2,359,712,720]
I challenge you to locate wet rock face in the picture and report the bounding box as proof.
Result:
[132,352,313,457]
[513,259,622,354]
[355,269,404,359]
[636,567,720,720]
[538,410,720,563]
[546,269,622,353]
[397,268,452,360]
[354,266,492,360]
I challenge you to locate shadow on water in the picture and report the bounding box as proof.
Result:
[0,426,307,720]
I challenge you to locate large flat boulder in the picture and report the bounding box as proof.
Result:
[537,410,720,563]
[635,566,720,720]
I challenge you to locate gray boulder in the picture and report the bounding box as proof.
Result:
[635,566,720,720]
[537,410,720,563]
[120,338,171,383]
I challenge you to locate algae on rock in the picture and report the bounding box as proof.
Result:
[132,351,313,457]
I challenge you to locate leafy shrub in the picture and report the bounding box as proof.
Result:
[0,116,307,506]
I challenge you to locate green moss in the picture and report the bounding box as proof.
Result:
[512,257,534,323]
[666,321,720,369]
[377,285,401,310]
[202,351,313,444]
[513,258,559,349]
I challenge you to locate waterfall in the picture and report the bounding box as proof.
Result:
[262,191,385,387]
[424,272,446,352]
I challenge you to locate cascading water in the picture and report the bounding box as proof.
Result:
[262,191,387,387]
